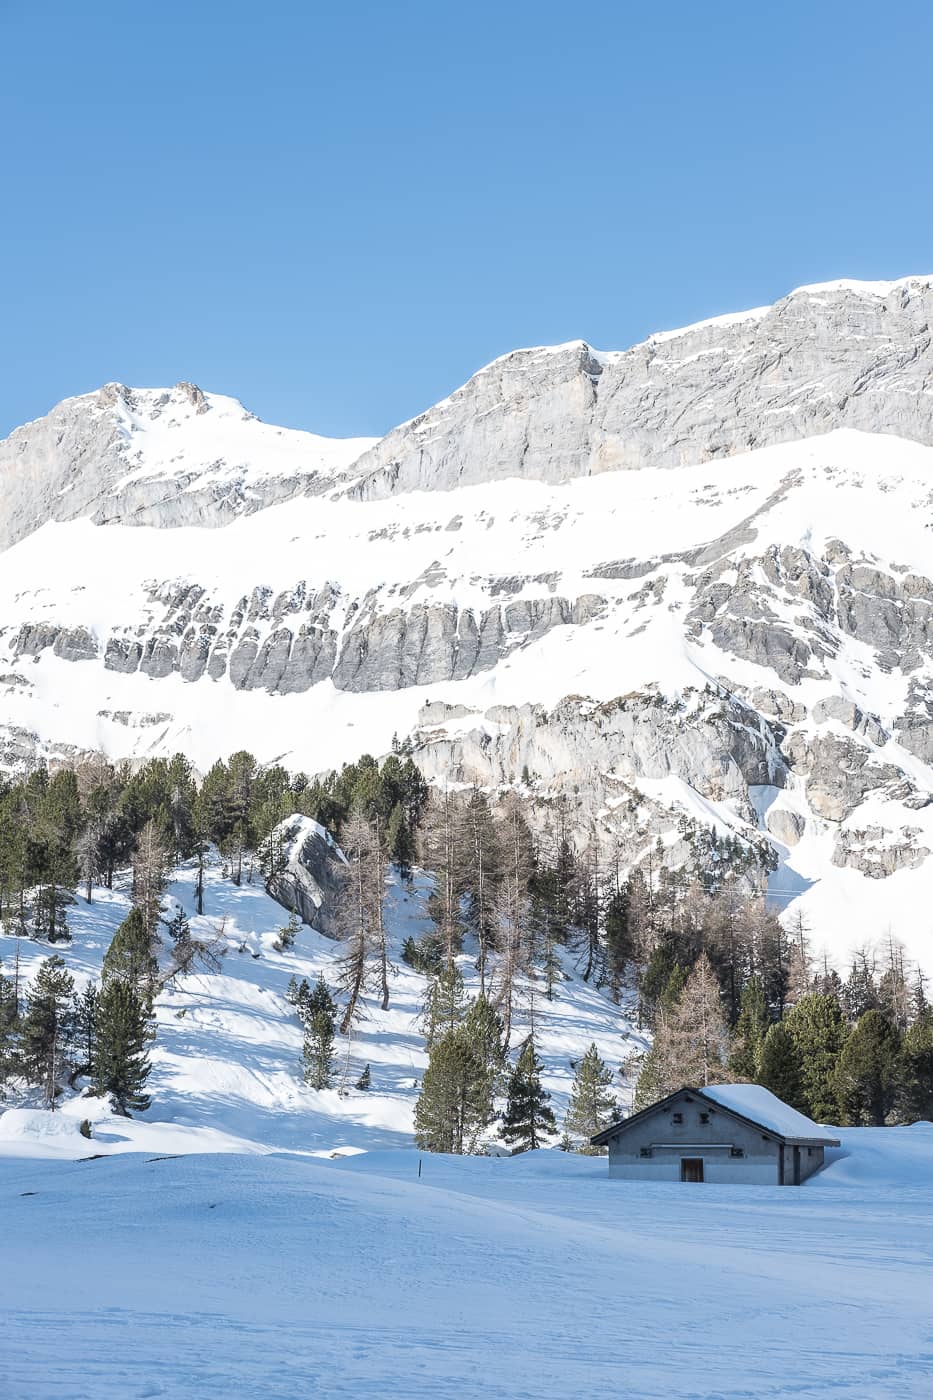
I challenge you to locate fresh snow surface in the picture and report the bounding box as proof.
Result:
[701,1083,839,1142]
[1,1130,932,1398]
[0,854,644,1162]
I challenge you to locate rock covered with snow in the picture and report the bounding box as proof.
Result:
[264,814,348,937]
[0,382,377,549]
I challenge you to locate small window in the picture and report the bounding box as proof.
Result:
[639,1147,653,1158]
[808,1148,814,1157]
[730,1147,745,1158]
[672,1112,684,1124]
[699,1112,710,1124]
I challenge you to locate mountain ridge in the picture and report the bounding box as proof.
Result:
[2,278,933,970]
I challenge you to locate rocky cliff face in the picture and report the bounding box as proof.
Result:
[340,277,933,499]
[2,277,933,967]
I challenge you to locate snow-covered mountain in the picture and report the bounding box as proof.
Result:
[2,275,933,969]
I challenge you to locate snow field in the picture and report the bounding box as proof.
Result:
[0,1128,931,1398]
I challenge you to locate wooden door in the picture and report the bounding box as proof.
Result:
[680,1158,704,1183]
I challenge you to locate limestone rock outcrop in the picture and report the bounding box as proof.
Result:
[264,815,347,937]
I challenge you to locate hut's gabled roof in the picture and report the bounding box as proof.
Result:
[591,1085,841,1148]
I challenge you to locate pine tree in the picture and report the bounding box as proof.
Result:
[842,950,879,1022]
[414,1026,494,1154]
[102,908,159,1004]
[75,982,98,1075]
[0,958,20,1088]
[303,1008,336,1090]
[603,883,636,1003]
[422,964,468,1051]
[463,994,506,1089]
[834,1010,902,1126]
[20,956,75,1106]
[729,975,769,1079]
[899,1009,933,1123]
[563,1042,617,1152]
[164,906,191,948]
[756,1022,805,1109]
[501,1037,556,1151]
[784,992,846,1120]
[274,910,301,952]
[94,979,152,1115]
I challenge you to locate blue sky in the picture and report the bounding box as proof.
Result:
[3,0,932,440]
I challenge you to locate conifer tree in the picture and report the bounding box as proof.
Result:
[899,1009,933,1123]
[756,1022,805,1109]
[75,981,98,1075]
[842,950,879,1022]
[303,1005,336,1090]
[729,975,769,1079]
[784,992,846,1120]
[463,993,506,1088]
[422,964,468,1051]
[834,1010,902,1126]
[20,956,75,1106]
[563,1042,617,1152]
[94,978,152,1115]
[0,959,19,1088]
[414,1026,494,1154]
[603,883,636,1003]
[299,975,337,1090]
[102,908,159,1004]
[501,1037,556,1151]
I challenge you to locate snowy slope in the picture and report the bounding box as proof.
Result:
[1,428,931,764]
[1,1128,932,1398]
[0,854,643,1161]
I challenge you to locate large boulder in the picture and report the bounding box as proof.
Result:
[264,815,347,937]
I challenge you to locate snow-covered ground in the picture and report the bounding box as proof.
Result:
[1,1129,931,1398]
[0,855,644,1161]
[1,861,931,1396]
